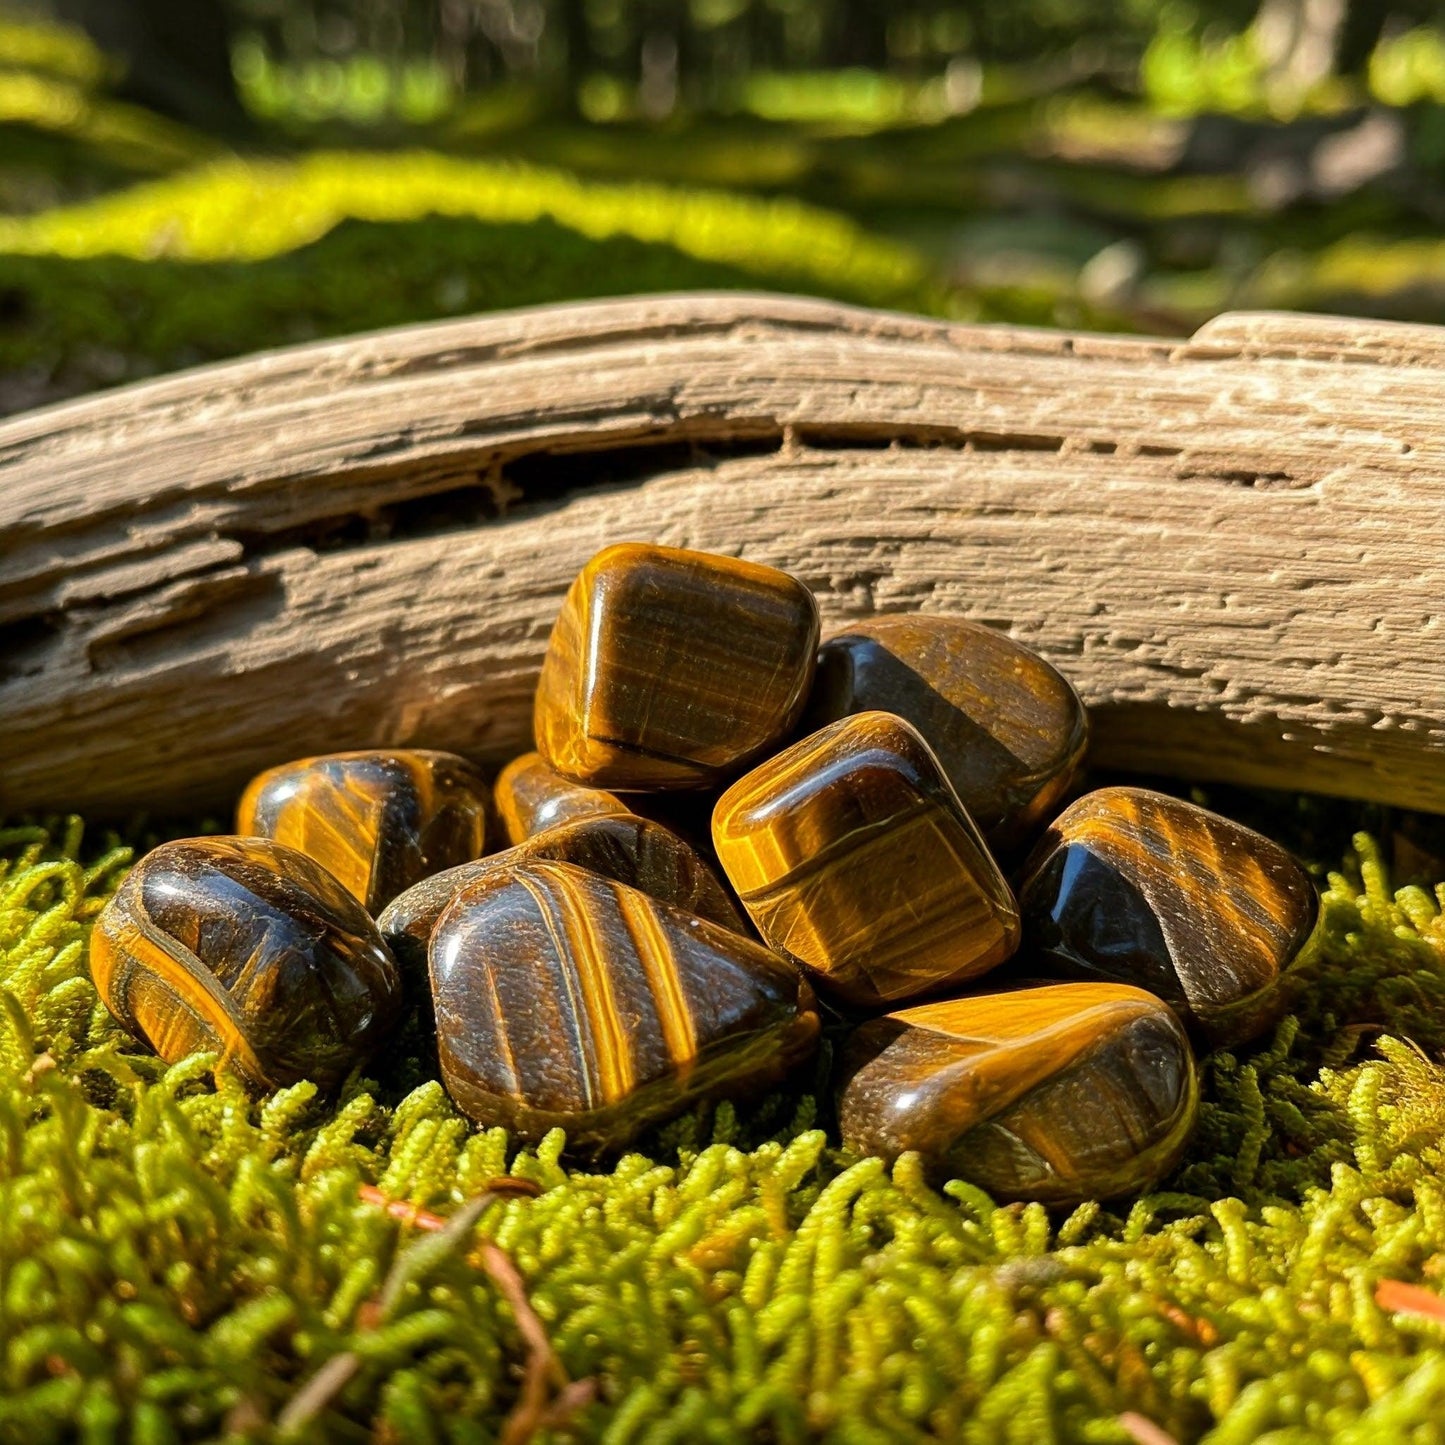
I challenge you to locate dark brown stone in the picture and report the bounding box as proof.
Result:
[377,811,747,985]
[837,982,1198,1203]
[804,615,1087,854]
[430,861,819,1152]
[237,749,488,913]
[1017,787,1319,1047]
[89,836,401,1093]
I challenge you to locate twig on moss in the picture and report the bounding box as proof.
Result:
[1118,1412,1181,1445]
[353,1178,591,1445]
[1376,1279,1445,1322]
[278,1184,528,1435]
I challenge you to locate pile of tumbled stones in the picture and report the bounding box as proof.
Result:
[90,543,1320,1205]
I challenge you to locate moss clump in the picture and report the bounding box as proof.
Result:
[0,216,811,405]
[3,812,1445,1442]
[0,152,951,413]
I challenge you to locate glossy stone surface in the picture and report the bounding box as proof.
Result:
[534,543,820,790]
[378,811,747,984]
[90,837,402,1092]
[237,749,488,913]
[430,860,819,1152]
[712,711,1021,1010]
[837,982,1198,1203]
[804,615,1087,855]
[493,750,630,845]
[1017,787,1319,1047]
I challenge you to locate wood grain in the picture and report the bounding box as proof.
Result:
[0,293,1441,816]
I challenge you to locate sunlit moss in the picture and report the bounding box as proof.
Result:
[0,16,108,88]
[3,810,1445,1439]
[0,151,928,300]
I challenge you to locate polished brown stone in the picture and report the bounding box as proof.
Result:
[493,750,631,845]
[712,711,1020,1010]
[837,982,1198,1203]
[377,811,747,983]
[1017,787,1319,1047]
[236,749,488,914]
[89,837,402,1093]
[534,543,820,790]
[430,861,819,1152]
[804,615,1087,855]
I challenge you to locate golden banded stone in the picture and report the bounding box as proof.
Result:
[493,750,631,845]
[837,982,1198,1203]
[377,811,746,984]
[712,711,1020,1010]
[89,837,401,1093]
[804,615,1088,854]
[534,543,820,790]
[236,749,488,914]
[1017,787,1319,1047]
[430,860,819,1152]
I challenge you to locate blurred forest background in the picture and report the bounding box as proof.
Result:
[3,0,1445,415]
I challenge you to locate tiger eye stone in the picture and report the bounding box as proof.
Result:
[237,749,488,913]
[89,837,402,1093]
[837,983,1198,1203]
[1017,787,1319,1047]
[430,860,819,1152]
[493,751,631,845]
[534,543,820,790]
[712,711,1021,1010]
[804,616,1088,855]
[377,811,747,983]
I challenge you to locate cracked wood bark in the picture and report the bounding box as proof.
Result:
[0,293,1442,818]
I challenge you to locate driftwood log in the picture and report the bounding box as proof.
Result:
[1,293,1442,819]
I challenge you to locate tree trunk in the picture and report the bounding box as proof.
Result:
[556,0,592,114]
[55,0,249,134]
[830,0,891,68]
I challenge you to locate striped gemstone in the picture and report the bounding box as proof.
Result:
[89,837,402,1093]
[837,983,1199,1203]
[494,750,631,845]
[237,749,488,914]
[1018,787,1319,1046]
[712,711,1020,1009]
[803,615,1088,855]
[429,860,819,1152]
[534,543,820,790]
[377,811,747,987]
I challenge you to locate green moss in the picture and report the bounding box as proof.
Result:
[0,153,958,411]
[0,215,849,400]
[0,152,927,292]
[4,811,1445,1442]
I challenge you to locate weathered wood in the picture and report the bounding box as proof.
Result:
[1,293,1441,817]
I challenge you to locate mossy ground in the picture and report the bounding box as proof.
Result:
[4,797,1445,1443]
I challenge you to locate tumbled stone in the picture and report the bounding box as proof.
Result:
[712,711,1020,1010]
[90,837,401,1093]
[430,860,819,1152]
[534,543,820,790]
[837,982,1198,1203]
[493,750,631,845]
[1017,787,1319,1047]
[377,811,747,984]
[804,615,1088,855]
[237,749,488,914]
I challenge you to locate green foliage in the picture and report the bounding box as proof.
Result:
[5,813,1445,1441]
